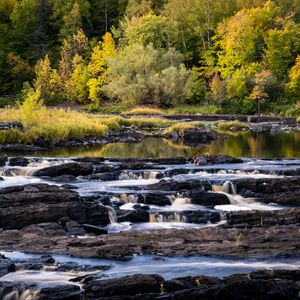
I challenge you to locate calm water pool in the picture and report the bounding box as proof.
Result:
[27,130,300,158]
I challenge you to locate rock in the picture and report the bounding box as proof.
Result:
[225,208,300,227]
[193,155,243,165]
[32,162,93,177]
[186,189,230,207]
[82,224,108,235]
[147,179,212,192]
[0,156,8,166]
[66,221,86,236]
[0,121,23,130]
[117,209,149,223]
[0,257,15,277]
[8,157,29,166]
[182,128,217,146]
[137,193,172,206]
[183,210,221,224]
[84,274,165,299]
[0,184,110,229]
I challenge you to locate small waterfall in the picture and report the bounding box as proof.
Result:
[149,212,183,223]
[222,181,237,195]
[106,206,118,224]
[128,194,138,203]
[172,197,191,205]
[143,171,159,180]
[3,289,39,300]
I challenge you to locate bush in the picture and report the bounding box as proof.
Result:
[103,44,194,107]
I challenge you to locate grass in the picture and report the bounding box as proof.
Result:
[124,106,162,115]
[164,104,220,115]
[85,102,127,114]
[163,122,205,135]
[217,121,250,131]
[0,108,121,144]
[119,117,173,129]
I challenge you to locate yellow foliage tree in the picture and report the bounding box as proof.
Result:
[87,32,116,103]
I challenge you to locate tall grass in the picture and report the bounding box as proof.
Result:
[163,122,205,135]
[0,108,119,144]
[124,106,162,115]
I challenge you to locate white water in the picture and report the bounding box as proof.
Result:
[1,252,300,281]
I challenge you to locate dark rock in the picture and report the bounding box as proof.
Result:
[186,189,230,207]
[193,154,243,165]
[66,221,86,236]
[182,128,217,146]
[183,210,221,223]
[225,208,300,227]
[117,209,149,223]
[137,193,172,206]
[0,258,15,277]
[8,157,29,166]
[32,162,93,177]
[0,184,110,229]
[0,156,8,166]
[84,274,165,298]
[82,224,108,235]
[0,121,23,130]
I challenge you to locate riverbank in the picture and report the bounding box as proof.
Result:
[0,155,299,299]
[0,106,299,154]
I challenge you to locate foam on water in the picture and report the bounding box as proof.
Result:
[1,252,300,281]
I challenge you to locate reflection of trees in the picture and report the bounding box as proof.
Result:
[39,132,300,158]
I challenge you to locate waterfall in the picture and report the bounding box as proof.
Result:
[222,181,237,195]
[143,171,159,179]
[106,206,118,224]
[3,289,39,300]
[150,212,183,223]
[119,172,141,180]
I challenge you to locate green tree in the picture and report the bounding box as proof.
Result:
[103,44,194,106]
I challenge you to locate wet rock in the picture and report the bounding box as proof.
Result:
[136,193,172,206]
[0,257,15,277]
[193,155,243,165]
[186,189,230,207]
[84,274,165,299]
[32,162,93,177]
[147,179,212,192]
[82,224,108,235]
[0,184,110,229]
[52,175,78,182]
[117,209,149,223]
[183,210,221,224]
[0,156,8,166]
[0,121,23,130]
[8,157,29,166]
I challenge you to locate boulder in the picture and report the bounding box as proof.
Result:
[32,162,93,177]
[186,189,230,207]
[84,274,165,299]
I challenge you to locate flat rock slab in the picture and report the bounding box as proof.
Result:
[0,225,299,259]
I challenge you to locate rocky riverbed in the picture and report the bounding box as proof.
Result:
[0,154,299,299]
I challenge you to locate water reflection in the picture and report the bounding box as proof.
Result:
[33,131,300,158]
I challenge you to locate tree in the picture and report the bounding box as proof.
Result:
[58,29,89,96]
[264,21,300,80]
[121,13,179,50]
[249,70,277,114]
[33,54,59,102]
[103,44,194,106]
[285,56,300,99]
[10,0,52,61]
[60,2,82,40]
[87,32,116,102]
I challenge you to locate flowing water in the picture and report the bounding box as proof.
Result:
[1,131,300,292]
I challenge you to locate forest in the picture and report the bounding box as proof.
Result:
[0,0,300,115]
